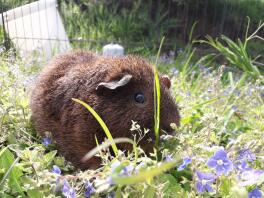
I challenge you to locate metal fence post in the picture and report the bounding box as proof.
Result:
[1,0,11,50]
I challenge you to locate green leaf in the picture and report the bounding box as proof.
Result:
[43,150,57,166]
[219,177,232,196]
[0,193,14,198]
[153,37,164,146]
[143,185,156,198]
[0,147,24,195]
[112,161,178,185]
[27,189,44,198]
[228,186,247,198]
[115,186,122,198]
[155,174,185,197]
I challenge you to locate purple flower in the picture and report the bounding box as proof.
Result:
[110,160,121,171]
[84,181,95,198]
[106,176,114,185]
[106,192,115,198]
[239,169,264,186]
[177,48,183,54]
[248,188,262,198]
[177,157,192,171]
[121,165,134,176]
[231,105,238,111]
[52,165,61,175]
[223,88,232,96]
[42,137,51,147]
[171,68,179,76]
[196,171,216,193]
[107,161,134,185]
[207,148,233,176]
[235,160,252,172]
[62,180,76,198]
[238,149,256,162]
[165,154,173,162]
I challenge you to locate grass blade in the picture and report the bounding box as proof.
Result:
[153,37,165,146]
[72,98,118,157]
[112,160,179,185]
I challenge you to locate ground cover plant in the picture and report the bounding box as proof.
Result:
[0,24,264,197]
[1,0,264,196]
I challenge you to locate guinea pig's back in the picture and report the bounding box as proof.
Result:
[30,51,97,136]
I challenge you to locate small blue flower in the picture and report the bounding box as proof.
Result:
[62,180,76,198]
[106,192,115,198]
[84,181,95,198]
[231,105,238,111]
[42,137,52,147]
[52,165,61,175]
[121,165,134,176]
[223,88,232,96]
[110,160,121,172]
[177,48,183,54]
[165,154,173,162]
[177,157,192,171]
[135,162,145,171]
[171,68,179,76]
[248,188,262,198]
[107,161,134,185]
[196,171,216,193]
[234,89,241,96]
[207,148,233,176]
[235,160,252,172]
[106,176,114,185]
[238,149,256,162]
[239,169,264,186]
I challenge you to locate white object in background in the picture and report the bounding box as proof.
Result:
[0,0,71,60]
[103,43,124,56]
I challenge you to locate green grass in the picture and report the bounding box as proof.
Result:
[0,37,264,197]
[198,19,264,79]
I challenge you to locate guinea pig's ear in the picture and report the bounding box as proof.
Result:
[160,75,171,89]
[96,74,132,91]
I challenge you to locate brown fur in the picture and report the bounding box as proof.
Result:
[30,50,180,169]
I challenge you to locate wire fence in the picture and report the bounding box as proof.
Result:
[0,0,264,60]
[1,0,73,59]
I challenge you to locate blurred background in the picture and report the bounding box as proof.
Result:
[0,0,264,63]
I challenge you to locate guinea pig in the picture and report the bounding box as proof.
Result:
[30,50,180,170]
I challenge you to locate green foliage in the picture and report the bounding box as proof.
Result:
[0,31,264,197]
[199,19,264,78]
[153,37,164,146]
[58,0,178,54]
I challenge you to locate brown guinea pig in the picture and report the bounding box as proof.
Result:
[30,50,180,170]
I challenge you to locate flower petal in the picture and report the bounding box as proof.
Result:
[196,182,204,193]
[214,149,227,159]
[196,171,216,181]
[207,158,217,168]
[205,183,213,192]
[183,157,192,165]
[216,165,225,176]
[248,188,262,198]
[177,164,186,171]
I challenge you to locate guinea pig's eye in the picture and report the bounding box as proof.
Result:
[134,93,145,104]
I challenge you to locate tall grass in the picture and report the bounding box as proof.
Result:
[199,18,264,78]
[0,38,263,196]
[153,37,164,146]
